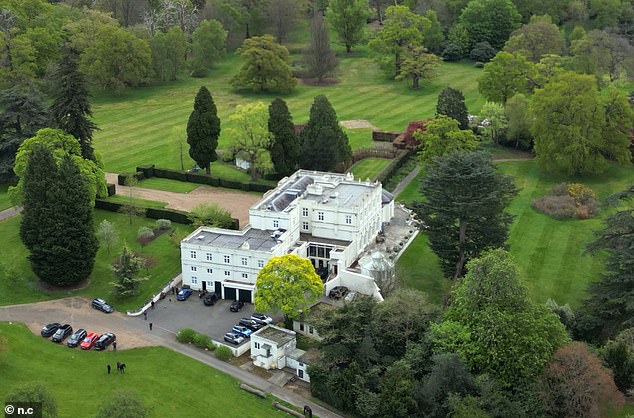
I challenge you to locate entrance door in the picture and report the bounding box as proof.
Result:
[201,281,206,292]
[224,287,237,300]
[214,282,222,297]
[238,289,252,303]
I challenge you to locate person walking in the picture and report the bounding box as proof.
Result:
[107,364,111,375]
[151,300,155,310]
[143,311,147,320]
[149,322,153,331]
[112,341,117,351]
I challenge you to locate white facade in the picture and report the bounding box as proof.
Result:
[251,325,311,382]
[180,170,396,302]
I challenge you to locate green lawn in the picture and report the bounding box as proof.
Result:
[106,195,167,208]
[397,160,634,306]
[0,210,193,311]
[345,128,375,150]
[92,53,483,173]
[396,170,423,205]
[0,184,11,211]
[0,323,293,418]
[349,158,391,180]
[138,177,200,193]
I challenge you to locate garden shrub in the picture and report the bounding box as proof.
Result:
[155,219,172,231]
[215,345,233,361]
[193,333,212,349]
[205,340,216,351]
[532,183,600,219]
[137,226,155,245]
[176,328,197,343]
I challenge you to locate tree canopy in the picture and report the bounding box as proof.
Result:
[416,115,477,162]
[268,98,299,177]
[459,0,522,50]
[436,87,469,129]
[226,101,272,180]
[326,0,369,53]
[186,86,220,175]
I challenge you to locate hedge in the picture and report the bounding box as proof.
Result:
[375,150,413,185]
[118,172,144,186]
[372,130,401,142]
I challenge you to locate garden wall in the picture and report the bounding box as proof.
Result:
[372,130,401,142]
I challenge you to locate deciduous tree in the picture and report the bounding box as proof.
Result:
[459,0,521,49]
[186,86,220,175]
[266,0,299,44]
[504,93,532,150]
[150,26,189,82]
[478,51,534,104]
[571,29,634,82]
[469,41,496,62]
[187,203,234,228]
[226,102,272,180]
[479,101,507,144]
[326,0,369,53]
[436,87,469,129]
[190,19,227,76]
[96,390,151,418]
[304,14,338,83]
[268,98,299,177]
[504,15,564,62]
[6,383,57,418]
[254,254,323,320]
[395,46,441,89]
[416,115,477,162]
[97,219,118,255]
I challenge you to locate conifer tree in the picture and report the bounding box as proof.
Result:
[436,87,469,130]
[268,98,299,177]
[50,47,98,162]
[111,244,149,297]
[186,86,220,175]
[300,95,351,171]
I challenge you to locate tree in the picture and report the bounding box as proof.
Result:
[459,0,521,50]
[479,101,508,145]
[29,154,99,286]
[186,86,220,175]
[369,0,391,23]
[150,26,189,82]
[268,98,299,177]
[414,152,518,278]
[227,102,272,180]
[266,0,299,44]
[504,15,564,62]
[478,51,535,104]
[395,46,441,89]
[416,115,477,162]
[469,41,496,62]
[572,30,634,82]
[299,95,352,171]
[190,19,227,76]
[110,244,149,297]
[436,87,469,129]
[603,340,634,392]
[97,219,118,255]
[368,5,428,77]
[6,383,57,418]
[96,390,151,418]
[231,35,296,93]
[540,342,624,418]
[421,10,445,54]
[504,93,532,150]
[530,72,633,174]
[254,254,323,320]
[304,14,338,83]
[0,85,48,177]
[326,0,369,53]
[49,46,97,162]
[187,203,234,228]
[432,250,569,387]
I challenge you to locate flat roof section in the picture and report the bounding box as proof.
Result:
[184,228,279,252]
[303,182,374,207]
[254,325,296,346]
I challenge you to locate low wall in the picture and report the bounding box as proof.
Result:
[372,130,402,142]
[213,340,251,357]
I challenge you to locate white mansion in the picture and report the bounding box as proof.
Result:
[180,170,395,303]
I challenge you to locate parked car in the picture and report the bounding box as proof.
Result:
[229,300,244,312]
[80,332,99,350]
[91,298,114,313]
[251,313,273,325]
[94,333,116,351]
[66,328,87,348]
[51,324,73,343]
[239,318,263,331]
[41,323,61,337]
[232,325,253,338]
[203,293,218,306]
[177,288,193,301]
[223,332,245,345]
[328,286,349,299]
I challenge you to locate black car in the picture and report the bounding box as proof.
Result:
[229,300,244,312]
[239,318,263,331]
[51,324,73,343]
[223,332,244,345]
[203,293,218,306]
[66,328,87,348]
[328,286,349,299]
[41,323,61,337]
[94,333,116,351]
[91,298,114,313]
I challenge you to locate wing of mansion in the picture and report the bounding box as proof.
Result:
[180,169,395,303]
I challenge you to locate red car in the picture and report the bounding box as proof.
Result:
[80,332,99,350]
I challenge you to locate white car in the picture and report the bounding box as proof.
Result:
[251,313,273,325]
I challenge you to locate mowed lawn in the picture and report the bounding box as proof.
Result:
[0,323,291,418]
[396,160,634,306]
[92,52,483,173]
[0,210,193,311]
[349,158,391,180]
[137,177,200,193]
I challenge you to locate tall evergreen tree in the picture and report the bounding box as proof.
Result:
[30,154,99,286]
[50,46,98,162]
[111,244,149,297]
[268,98,299,177]
[300,95,352,171]
[304,14,338,83]
[186,86,220,175]
[436,87,469,130]
[414,152,518,278]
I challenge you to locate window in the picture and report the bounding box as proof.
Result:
[241,257,248,266]
[224,255,230,264]
[254,342,260,349]
[190,250,197,259]
[257,260,264,268]
[345,215,352,224]
[191,276,198,284]
[298,370,304,379]
[207,281,212,287]
[302,222,309,231]
[302,208,309,217]
[317,211,324,221]
[273,220,279,228]
[191,266,197,272]
[242,273,248,279]
[309,326,314,334]
[206,253,212,261]
[224,270,231,277]
[299,362,304,367]
[299,323,304,331]
[207,268,213,274]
